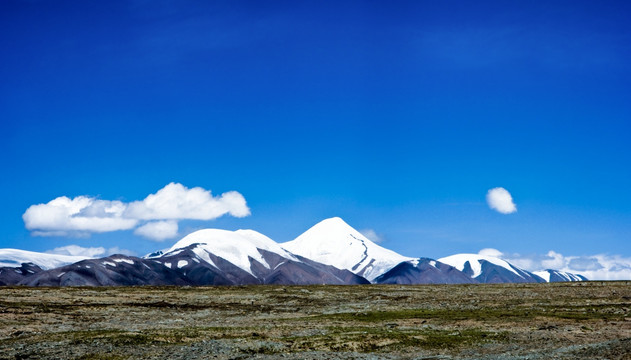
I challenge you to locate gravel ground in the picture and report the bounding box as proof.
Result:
[1,282,630,359]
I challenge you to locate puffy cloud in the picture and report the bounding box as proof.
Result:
[125,183,250,220]
[23,183,249,239]
[134,220,179,241]
[478,248,631,280]
[360,229,384,243]
[486,187,517,214]
[46,245,136,257]
[23,197,138,236]
[540,250,566,270]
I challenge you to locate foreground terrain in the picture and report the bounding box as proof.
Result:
[0,282,630,359]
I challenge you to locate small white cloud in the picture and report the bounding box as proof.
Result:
[486,187,517,214]
[125,182,250,220]
[360,229,384,243]
[134,220,179,241]
[478,248,504,257]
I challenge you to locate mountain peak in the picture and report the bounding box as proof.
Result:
[438,253,547,283]
[166,228,296,276]
[282,217,414,281]
[296,217,372,243]
[438,253,522,278]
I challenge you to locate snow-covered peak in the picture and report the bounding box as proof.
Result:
[282,217,415,281]
[0,248,90,270]
[534,269,586,282]
[438,253,524,279]
[166,228,296,275]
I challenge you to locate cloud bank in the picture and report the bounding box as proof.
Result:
[486,187,517,214]
[478,248,631,280]
[23,183,250,241]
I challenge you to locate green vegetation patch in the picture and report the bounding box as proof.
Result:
[284,326,508,352]
[319,305,626,323]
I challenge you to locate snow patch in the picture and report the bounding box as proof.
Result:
[192,247,217,269]
[164,262,172,269]
[113,258,134,265]
[102,261,116,267]
[534,270,551,282]
[177,260,188,268]
[165,249,183,257]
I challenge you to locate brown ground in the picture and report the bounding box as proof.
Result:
[1,282,630,359]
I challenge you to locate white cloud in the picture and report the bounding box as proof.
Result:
[125,183,250,220]
[23,183,249,239]
[134,220,179,241]
[360,229,384,243]
[486,187,517,214]
[46,245,136,257]
[47,245,106,257]
[477,248,631,280]
[478,248,504,257]
[23,196,138,236]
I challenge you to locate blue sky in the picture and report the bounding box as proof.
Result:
[1,1,630,278]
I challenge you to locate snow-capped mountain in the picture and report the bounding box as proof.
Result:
[0,217,589,287]
[0,248,91,270]
[373,258,477,284]
[534,269,587,282]
[163,228,297,276]
[282,217,415,281]
[438,253,545,283]
[148,228,368,285]
[19,254,192,287]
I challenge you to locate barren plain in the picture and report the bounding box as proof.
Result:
[1,282,630,359]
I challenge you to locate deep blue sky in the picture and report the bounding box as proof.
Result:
[1,1,630,262]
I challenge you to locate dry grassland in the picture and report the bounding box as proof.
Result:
[1,282,630,359]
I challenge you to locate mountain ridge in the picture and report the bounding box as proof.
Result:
[0,217,587,286]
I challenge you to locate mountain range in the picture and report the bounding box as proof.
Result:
[0,217,587,286]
